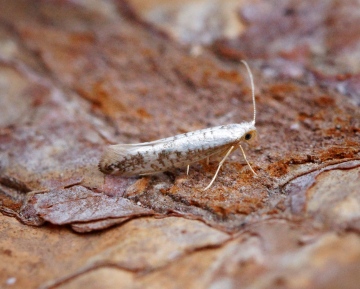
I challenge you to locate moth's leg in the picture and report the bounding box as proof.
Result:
[239,145,257,175]
[187,164,190,176]
[203,146,234,191]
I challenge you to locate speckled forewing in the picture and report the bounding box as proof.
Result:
[99,122,255,176]
[99,141,230,176]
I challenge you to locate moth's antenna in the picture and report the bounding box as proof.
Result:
[241,60,256,124]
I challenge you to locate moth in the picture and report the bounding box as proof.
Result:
[99,61,257,190]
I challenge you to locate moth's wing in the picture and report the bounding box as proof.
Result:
[98,139,171,175]
[105,138,170,158]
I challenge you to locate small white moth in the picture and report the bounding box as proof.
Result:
[99,61,257,190]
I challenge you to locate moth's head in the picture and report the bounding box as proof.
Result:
[241,121,257,143]
[243,129,257,143]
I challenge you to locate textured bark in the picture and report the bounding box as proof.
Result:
[0,0,359,288]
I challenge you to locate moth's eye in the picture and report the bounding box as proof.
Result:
[245,133,252,140]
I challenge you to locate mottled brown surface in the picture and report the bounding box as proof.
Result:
[0,0,359,288]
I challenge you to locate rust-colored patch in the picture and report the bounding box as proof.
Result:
[345,139,360,147]
[124,177,151,197]
[69,32,95,45]
[267,161,289,177]
[297,111,311,121]
[0,192,23,213]
[217,69,242,83]
[314,95,335,107]
[211,205,228,216]
[89,80,128,115]
[317,146,358,161]
[212,41,246,61]
[136,107,152,119]
[325,125,360,137]
[268,83,297,100]
[227,195,265,215]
